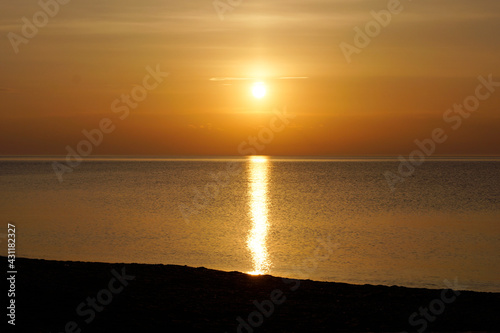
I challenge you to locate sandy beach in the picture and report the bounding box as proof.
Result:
[5,256,499,332]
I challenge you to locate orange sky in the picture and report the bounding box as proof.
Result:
[1,0,499,156]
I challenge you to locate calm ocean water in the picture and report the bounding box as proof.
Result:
[1,157,499,292]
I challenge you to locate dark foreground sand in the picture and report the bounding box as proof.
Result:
[5,257,500,332]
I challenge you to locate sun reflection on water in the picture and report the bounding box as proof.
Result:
[247,156,271,275]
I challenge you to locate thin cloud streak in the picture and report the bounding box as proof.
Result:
[210,77,309,81]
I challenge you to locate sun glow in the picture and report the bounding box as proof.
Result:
[251,82,267,99]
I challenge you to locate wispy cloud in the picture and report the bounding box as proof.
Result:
[209,77,254,81]
[210,76,308,81]
[278,77,309,80]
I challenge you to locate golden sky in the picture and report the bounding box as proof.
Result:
[1,0,499,156]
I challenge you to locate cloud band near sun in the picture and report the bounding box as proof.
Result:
[209,77,309,81]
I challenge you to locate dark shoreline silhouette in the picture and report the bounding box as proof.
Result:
[7,256,500,332]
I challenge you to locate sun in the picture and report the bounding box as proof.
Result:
[252,82,267,99]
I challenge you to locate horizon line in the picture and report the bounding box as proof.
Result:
[1,154,500,161]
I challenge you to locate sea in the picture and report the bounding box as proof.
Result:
[1,156,499,292]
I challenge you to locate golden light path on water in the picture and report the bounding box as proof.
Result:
[247,156,271,275]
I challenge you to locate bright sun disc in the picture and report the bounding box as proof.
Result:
[252,82,266,99]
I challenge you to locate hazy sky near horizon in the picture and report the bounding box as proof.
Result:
[1,0,499,155]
